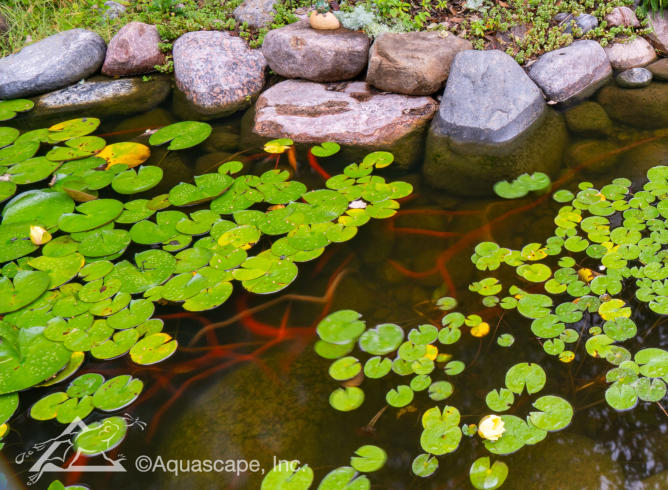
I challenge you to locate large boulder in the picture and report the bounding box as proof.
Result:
[261,20,369,82]
[234,0,278,29]
[365,31,472,96]
[528,40,612,105]
[648,58,668,81]
[243,80,438,168]
[0,29,106,99]
[605,6,640,27]
[24,76,172,122]
[604,37,657,70]
[101,22,165,76]
[597,83,668,129]
[563,101,613,137]
[648,11,668,54]
[173,31,266,118]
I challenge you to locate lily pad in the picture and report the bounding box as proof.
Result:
[92,374,143,411]
[149,121,212,150]
[111,166,163,194]
[74,416,127,456]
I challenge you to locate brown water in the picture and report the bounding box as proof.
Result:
[2,99,668,490]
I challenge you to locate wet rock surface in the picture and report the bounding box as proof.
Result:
[102,22,165,76]
[604,38,657,70]
[648,58,668,81]
[246,80,438,168]
[0,29,107,99]
[597,82,668,129]
[365,31,472,96]
[261,20,369,82]
[616,67,653,88]
[173,31,266,118]
[563,101,613,137]
[528,40,612,104]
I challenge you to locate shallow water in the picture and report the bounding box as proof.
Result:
[2,96,668,490]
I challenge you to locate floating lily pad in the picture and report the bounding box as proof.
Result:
[149,121,212,150]
[169,173,233,206]
[469,457,508,490]
[0,99,34,121]
[505,363,546,395]
[48,118,100,143]
[111,166,163,194]
[350,445,386,473]
[130,333,177,365]
[92,374,143,411]
[329,386,364,411]
[74,416,127,456]
[0,270,50,313]
[59,199,124,233]
[317,466,370,490]
[2,189,74,228]
[97,142,150,169]
[317,310,366,345]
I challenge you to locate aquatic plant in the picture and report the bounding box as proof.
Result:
[0,98,411,467]
[261,164,668,488]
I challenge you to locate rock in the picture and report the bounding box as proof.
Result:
[102,22,165,77]
[648,58,668,81]
[0,29,107,99]
[309,11,341,30]
[616,67,653,88]
[648,11,668,54]
[597,83,668,129]
[557,13,598,36]
[365,31,472,96]
[261,20,369,82]
[637,470,668,489]
[244,80,438,169]
[173,31,266,118]
[604,37,657,70]
[0,13,8,34]
[563,101,613,137]
[565,139,621,174]
[504,433,625,489]
[233,0,278,29]
[424,108,567,196]
[157,347,351,489]
[429,50,545,147]
[528,40,612,105]
[103,0,126,20]
[26,76,171,121]
[605,6,640,27]
[202,124,241,153]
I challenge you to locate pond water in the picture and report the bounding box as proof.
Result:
[2,95,668,490]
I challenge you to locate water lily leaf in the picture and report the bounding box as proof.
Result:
[90,328,138,360]
[0,224,35,263]
[329,386,364,411]
[350,445,386,473]
[97,142,151,169]
[116,199,156,224]
[111,166,163,194]
[107,299,155,330]
[261,462,313,490]
[505,363,546,395]
[420,421,461,455]
[412,453,439,478]
[67,373,105,398]
[317,310,365,345]
[149,121,212,150]
[38,350,85,387]
[0,181,16,203]
[48,118,100,143]
[497,333,515,347]
[169,173,233,206]
[74,416,127,456]
[605,382,638,411]
[528,395,573,431]
[0,140,39,167]
[317,466,369,490]
[517,294,552,319]
[130,333,177,365]
[92,374,143,411]
[0,99,34,121]
[517,263,551,282]
[53,396,95,424]
[429,380,454,401]
[358,323,403,355]
[28,253,85,289]
[314,340,355,360]
[183,280,233,311]
[129,210,186,245]
[329,356,362,382]
[469,457,508,490]
[363,356,392,379]
[486,388,515,412]
[635,377,667,402]
[176,210,220,236]
[241,256,298,294]
[78,229,131,258]
[635,348,668,378]
[263,138,293,154]
[2,189,74,228]
[0,270,50,313]
[362,151,394,168]
[6,157,60,185]
[58,199,124,233]
[311,142,340,158]
[445,360,465,376]
[46,136,105,162]
[30,392,69,420]
[0,128,19,148]
[408,324,439,345]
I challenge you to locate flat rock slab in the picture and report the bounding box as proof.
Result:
[0,29,106,99]
[649,11,668,54]
[262,20,369,82]
[434,49,545,147]
[248,80,438,168]
[604,37,657,70]
[234,0,278,29]
[528,40,612,105]
[366,31,472,96]
[102,22,165,76]
[173,31,266,118]
[26,76,171,121]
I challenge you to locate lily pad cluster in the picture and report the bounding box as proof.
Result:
[0,102,411,460]
[262,165,668,489]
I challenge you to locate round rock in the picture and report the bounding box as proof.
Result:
[245,80,438,168]
[0,29,107,99]
[597,83,668,128]
[233,0,278,29]
[366,31,472,96]
[173,31,267,118]
[648,58,668,81]
[605,6,640,27]
[563,101,613,137]
[102,22,165,76]
[261,20,369,82]
[604,37,657,70]
[616,67,653,88]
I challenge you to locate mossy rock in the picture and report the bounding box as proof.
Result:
[638,470,668,489]
[157,346,350,489]
[504,433,625,489]
[202,124,241,153]
[617,140,668,182]
[597,82,668,129]
[564,139,621,174]
[423,109,567,196]
[563,101,613,137]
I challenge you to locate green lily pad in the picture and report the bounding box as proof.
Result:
[169,173,233,206]
[317,310,366,345]
[363,356,392,378]
[318,466,370,490]
[528,395,573,431]
[358,323,404,355]
[149,121,212,150]
[505,363,546,395]
[386,385,414,407]
[74,416,127,456]
[329,356,362,381]
[130,333,177,365]
[28,253,85,289]
[350,445,387,473]
[0,392,18,424]
[67,373,105,398]
[311,142,341,158]
[469,457,508,490]
[0,270,51,313]
[92,374,143,411]
[58,199,124,233]
[111,166,163,194]
[107,299,155,329]
[329,386,364,411]
[412,453,439,478]
[0,223,37,263]
[0,99,34,121]
[48,118,100,143]
[2,189,74,228]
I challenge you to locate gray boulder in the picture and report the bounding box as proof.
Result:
[234,0,278,29]
[173,31,266,118]
[616,67,653,88]
[604,37,657,70]
[0,29,106,99]
[261,20,369,82]
[648,11,668,54]
[366,31,472,95]
[528,40,612,105]
[244,80,438,168]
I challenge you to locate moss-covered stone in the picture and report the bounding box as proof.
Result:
[423,109,567,196]
[564,139,621,173]
[563,101,613,137]
[597,82,668,129]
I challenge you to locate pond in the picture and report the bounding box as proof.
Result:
[0,93,667,490]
